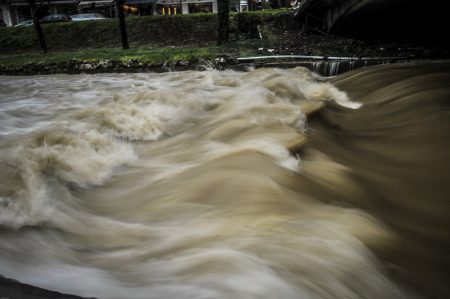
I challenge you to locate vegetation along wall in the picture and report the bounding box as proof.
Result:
[0,10,290,53]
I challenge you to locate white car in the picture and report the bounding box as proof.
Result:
[70,13,106,21]
[15,20,34,26]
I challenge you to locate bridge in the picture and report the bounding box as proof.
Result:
[293,0,373,33]
[293,0,446,43]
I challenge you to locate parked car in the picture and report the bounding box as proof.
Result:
[70,13,106,22]
[40,14,72,24]
[15,20,34,27]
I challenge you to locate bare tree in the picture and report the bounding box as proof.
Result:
[217,0,229,45]
[27,0,47,53]
[117,0,129,49]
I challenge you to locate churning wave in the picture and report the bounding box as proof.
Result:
[0,63,449,299]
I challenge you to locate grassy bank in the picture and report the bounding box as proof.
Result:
[0,10,290,53]
[1,8,443,75]
[0,47,219,66]
[0,46,237,74]
[0,10,292,74]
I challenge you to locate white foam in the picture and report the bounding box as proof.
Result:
[0,69,408,299]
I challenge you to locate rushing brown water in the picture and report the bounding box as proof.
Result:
[0,62,449,299]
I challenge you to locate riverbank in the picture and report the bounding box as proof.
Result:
[0,47,220,75]
[1,9,448,76]
[0,39,445,76]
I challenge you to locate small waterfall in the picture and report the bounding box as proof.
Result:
[237,55,402,76]
[309,60,386,76]
[329,61,339,76]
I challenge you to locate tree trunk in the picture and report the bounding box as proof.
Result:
[27,0,47,53]
[117,0,129,49]
[247,0,254,11]
[217,0,229,45]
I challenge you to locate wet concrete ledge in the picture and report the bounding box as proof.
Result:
[0,55,416,77]
[0,275,96,299]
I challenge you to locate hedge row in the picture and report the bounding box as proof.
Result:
[0,10,291,53]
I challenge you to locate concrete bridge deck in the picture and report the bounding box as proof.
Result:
[293,0,447,44]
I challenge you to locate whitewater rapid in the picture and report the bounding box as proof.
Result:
[1,64,449,299]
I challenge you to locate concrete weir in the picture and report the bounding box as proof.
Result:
[237,55,407,76]
[0,275,95,299]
